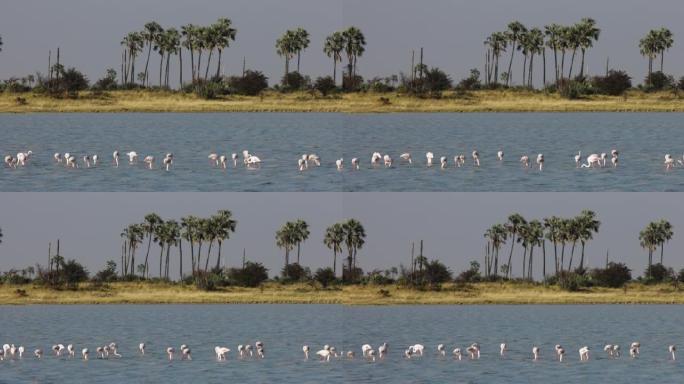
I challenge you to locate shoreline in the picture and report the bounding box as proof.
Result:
[1,90,684,113]
[2,282,684,305]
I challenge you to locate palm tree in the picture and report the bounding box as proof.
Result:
[213,210,237,270]
[323,31,345,85]
[640,30,659,79]
[342,219,366,282]
[153,28,169,87]
[577,18,600,78]
[121,32,144,86]
[0,34,3,54]
[544,24,562,83]
[524,28,544,88]
[505,21,527,86]
[566,23,582,79]
[181,215,199,275]
[525,220,543,280]
[565,217,581,271]
[543,216,563,274]
[341,27,366,89]
[484,224,507,277]
[323,223,345,276]
[142,22,163,87]
[656,219,674,264]
[293,27,310,72]
[181,24,198,83]
[276,221,297,271]
[577,210,600,271]
[293,219,310,264]
[213,18,237,79]
[484,32,507,85]
[639,222,659,276]
[121,224,144,277]
[163,28,181,88]
[505,213,527,278]
[657,28,674,72]
[142,213,162,278]
[276,30,297,76]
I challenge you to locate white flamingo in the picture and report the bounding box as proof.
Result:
[67,344,75,357]
[82,348,89,360]
[219,155,227,169]
[163,154,173,171]
[52,344,65,356]
[16,151,32,166]
[426,152,434,167]
[112,151,120,167]
[631,342,641,356]
[383,154,393,167]
[366,349,377,362]
[246,156,261,168]
[361,344,372,357]
[351,158,359,170]
[456,154,466,167]
[66,155,77,168]
[181,345,191,360]
[400,153,412,165]
[579,346,590,361]
[440,156,447,169]
[166,347,175,360]
[316,348,332,361]
[231,153,238,167]
[612,344,620,357]
[215,346,230,360]
[669,345,676,360]
[665,154,675,170]
[574,151,582,167]
[17,346,24,358]
[208,153,219,166]
[144,155,155,169]
[298,158,306,171]
[4,155,17,168]
[237,344,245,358]
[555,345,565,361]
[127,151,138,164]
[500,343,507,356]
[452,348,462,360]
[532,346,540,361]
[600,152,607,167]
[82,154,92,168]
[410,344,425,356]
[54,153,62,163]
[302,345,310,359]
[336,158,344,170]
[34,349,43,359]
[378,343,388,358]
[604,344,614,358]
[92,154,99,165]
[437,344,446,356]
[347,351,355,359]
[472,150,480,167]
[497,150,504,161]
[371,152,382,166]
[581,154,602,168]
[309,154,321,166]
[520,155,530,168]
[467,343,480,359]
[536,153,544,171]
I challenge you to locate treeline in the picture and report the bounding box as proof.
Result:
[1,20,683,100]
[0,210,682,291]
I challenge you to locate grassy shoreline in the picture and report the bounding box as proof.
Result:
[1,89,684,113]
[2,282,684,305]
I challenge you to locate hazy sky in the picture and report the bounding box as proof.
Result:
[0,0,682,86]
[1,193,681,280]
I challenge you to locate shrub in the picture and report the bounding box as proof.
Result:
[364,77,395,93]
[424,67,452,93]
[94,260,118,282]
[313,76,337,96]
[314,267,336,287]
[280,71,307,92]
[281,263,310,282]
[424,259,453,285]
[92,68,118,91]
[342,266,364,283]
[227,262,269,287]
[590,262,631,288]
[555,271,590,291]
[195,81,224,100]
[678,77,684,91]
[558,79,591,99]
[342,73,364,92]
[227,70,269,96]
[643,263,672,283]
[60,259,89,289]
[644,71,673,91]
[457,69,482,90]
[592,70,632,95]
[455,261,480,283]
[59,67,90,94]
[194,271,222,291]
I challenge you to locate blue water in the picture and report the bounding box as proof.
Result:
[0,304,682,383]
[1,113,683,191]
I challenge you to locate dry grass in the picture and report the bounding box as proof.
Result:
[1,89,684,113]
[2,282,684,305]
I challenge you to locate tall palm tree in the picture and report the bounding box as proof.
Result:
[324,223,345,277]
[543,216,562,274]
[525,220,543,280]
[276,221,297,271]
[505,213,527,278]
[0,34,3,54]
[276,30,297,76]
[639,222,659,276]
[656,219,673,264]
[524,28,544,88]
[121,224,144,277]
[213,18,237,79]
[181,215,199,275]
[577,210,600,271]
[294,27,310,72]
[163,28,181,88]
[323,31,345,85]
[341,26,366,89]
[566,23,582,79]
[153,28,169,87]
[142,22,163,87]
[121,32,144,86]
[639,30,659,78]
[657,28,674,72]
[342,219,366,282]
[213,210,237,270]
[577,18,600,78]
[565,217,581,271]
[142,213,162,278]
[484,224,507,277]
[181,24,198,83]
[505,21,527,86]
[544,24,562,83]
[485,32,507,85]
[292,219,310,264]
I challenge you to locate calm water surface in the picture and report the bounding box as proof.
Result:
[0,304,682,383]
[1,113,683,191]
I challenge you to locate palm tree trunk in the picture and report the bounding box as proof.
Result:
[542,240,547,282]
[560,242,566,272]
[332,249,337,276]
[568,240,577,270]
[144,42,152,87]
[205,49,213,80]
[197,51,203,82]
[579,49,586,78]
[190,49,195,83]
[561,50,566,79]
[179,239,183,280]
[553,241,558,274]
[165,245,171,279]
[159,244,164,278]
[661,242,664,264]
[542,49,547,87]
[144,234,152,279]
[332,59,337,85]
[159,54,163,87]
[179,49,183,88]
[297,51,301,72]
[506,234,516,278]
[189,241,195,275]
[165,53,171,88]
[215,240,222,270]
[297,243,301,264]
[661,51,665,72]
[215,48,222,79]
[529,246,534,280]
[506,40,516,86]
[522,244,527,278]
[553,48,558,83]
[494,247,499,278]
[197,242,203,273]
[568,48,577,78]
[204,240,213,272]
[579,241,586,270]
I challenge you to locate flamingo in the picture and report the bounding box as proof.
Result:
[82,348,89,360]
[579,346,590,361]
[383,154,393,168]
[219,155,227,169]
[366,349,377,362]
[404,348,414,359]
[242,150,251,164]
[238,344,245,358]
[630,342,640,357]
[400,153,412,165]
[303,345,310,359]
[456,154,466,167]
[555,345,565,362]
[410,344,425,356]
[127,151,138,164]
[497,150,504,161]
[67,344,75,357]
[574,151,582,167]
[378,342,388,358]
[600,152,607,167]
[536,154,544,171]
[426,152,434,167]
[336,158,344,170]
[532,346,540,361]
[82,155,92,168]
[144,155,155,169]
[309,154,321,166]
[163,154,173,171]
[52,344,65,356]
[231,153,238,167]
[472,150,480,167]
[611,153,619,168]
[4,155,17,168]
[66,155,77,168]
[581,154,602,168]
[467,343,480,359]
[17,346,24,358]
[181,345,192,360]
[440,156,447,169]
[316,348,332,361]
[347,351,355,359]
[54,153,62,163]
[612,344,620,357]
[166,347,175,360]
[298,158,306,171]
[669,345,676,360]
[351,158,360,170]
[371,152,382,166]
[215,346,230,360]
[500,343,507,356]
[452,348,462,360]
[16,150,32,166]
[520,155,530,168]
[109,342,121,358]
[665,154,675,170]
[246,156,261,168]
[361,344,372,357]
[8,344,17,358]
[34,349,43,359]
[208,153,219,166]
[92,154,99,165]
[437,344,446,356]
[329,346,337,358]
[113,151,120,167]
[604,344,614,358]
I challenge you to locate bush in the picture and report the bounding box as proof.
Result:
[455,261,480,283]
[227,262,269,287]
[195,81,224,100]
[457,69,482,90]
[678,77,684,91]
[342,266,364,283]
[227,70,269,96]
[364,77,395,93]
[424,67,452,93]
[555,271,590,291]
[60,259,89,289]
[194,271,223,291]
[281,263,310,282]
[644,71,673,91]
[592,70,632,95]
[314,267,336,287]
[424,259,453,285]
[590,262,631,288]
[342,73,364,92]
[92,68,118,91]
[59,67,90,94]
[280,71,308,92]
[93,260,118,283]
[313,76,337,96]
[643,263,672,283]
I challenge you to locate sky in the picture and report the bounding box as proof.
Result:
[1,192,681,280]
[0,0,682,87]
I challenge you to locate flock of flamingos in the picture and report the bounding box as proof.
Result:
[4,148,684,172]
[0,340,678,364]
